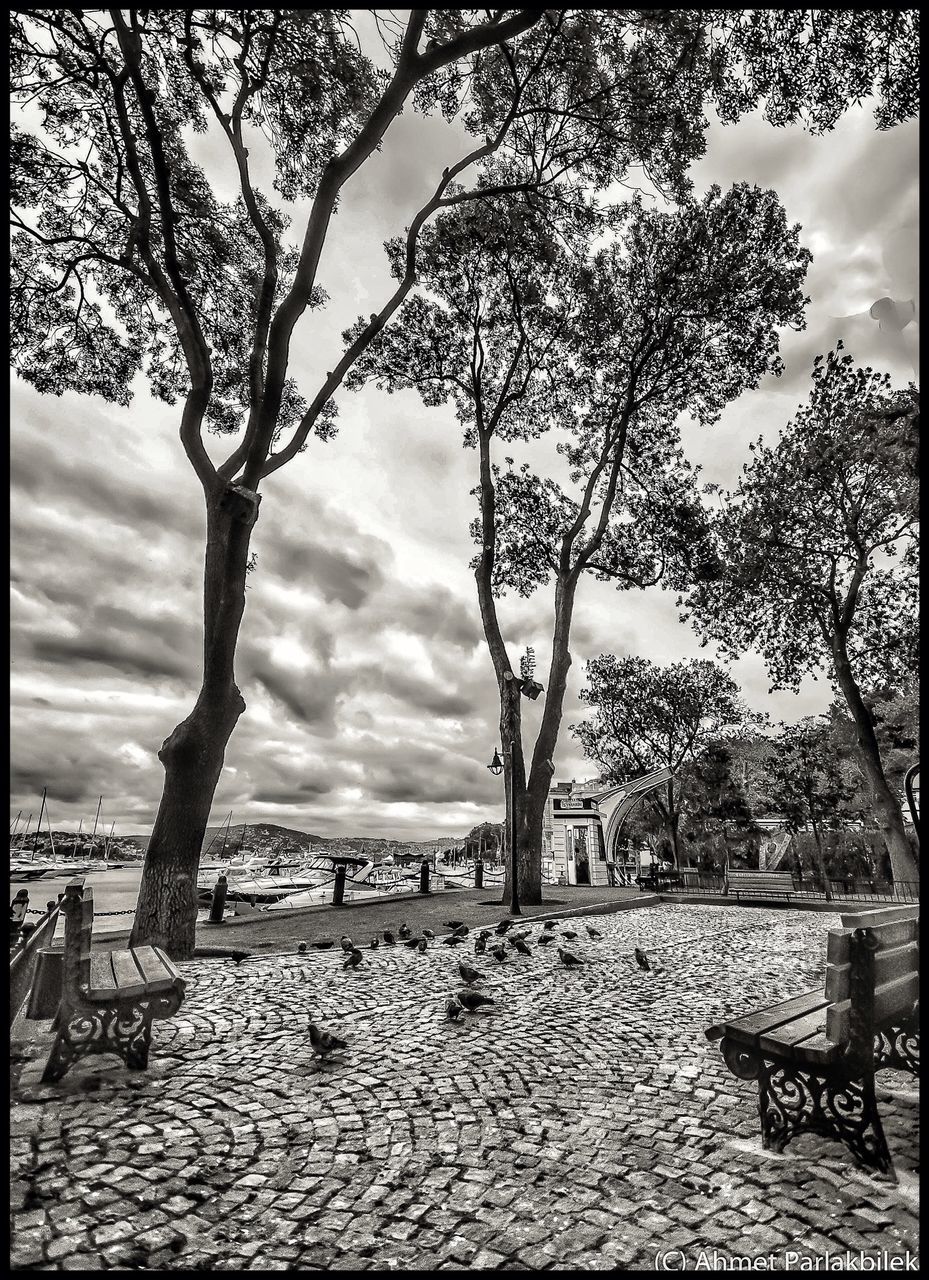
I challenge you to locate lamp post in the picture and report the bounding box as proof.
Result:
[487,745,521,915]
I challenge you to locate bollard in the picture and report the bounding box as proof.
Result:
[419,859,430,895]
[208,874,228,924]
[10,889,29,948]
[474,859,484,890]
[332,864,347,907]
[26,948,65,1020]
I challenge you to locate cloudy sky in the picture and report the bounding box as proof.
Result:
[10,33,918,840]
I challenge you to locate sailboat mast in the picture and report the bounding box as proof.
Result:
[76,817,83,860]
[219,811,232,859]
[32,788,47,861]
[89,795,102,854]
[103,821,116,861]
[10,810,22,840]
[44,799,57,858]
[18,814,32,853]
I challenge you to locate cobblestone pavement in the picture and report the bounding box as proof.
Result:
[9,904,919,1270]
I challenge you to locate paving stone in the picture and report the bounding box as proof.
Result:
[7,904,918,1271]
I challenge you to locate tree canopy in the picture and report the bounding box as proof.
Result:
[684,348,919,884]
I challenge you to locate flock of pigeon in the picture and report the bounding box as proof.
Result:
[306,916,659,1063]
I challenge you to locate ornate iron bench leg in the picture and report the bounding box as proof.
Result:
[758,1058,895,1179]
[874,1026,920,1077]
[41,1032,80,1084]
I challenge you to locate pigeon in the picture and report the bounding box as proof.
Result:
[441,935,465,946]
[398,923,412,940]
[417,938,428,953]
[509,936,532,956]
[458,961,482,985]
[543,920,559,928]
[423,929,435,940]
[444,920,464,929]
[490,944,508,963]
[561,930,578,940]
[455,988,496,1012]
[478,930,492,940]
[403,936,422,950]
[370,937,380,949]
[297,942,308,954]
[474,937,487,956]
[586,926,603,939]
[343,948,363,970]
[340,935,354,952]
[537,932,556,946]
[383,930,396,945]
[452,923,469,938]
[634,947,651,973]
[495,920,515,935]
[558,947,584,967]
[445,998,464,1021]
[309,1023,348,1061]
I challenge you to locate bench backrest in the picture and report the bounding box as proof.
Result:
[840,905,920,929]
[825,918,919,1048]
[61,880,93,1000]
[727,870,793,885]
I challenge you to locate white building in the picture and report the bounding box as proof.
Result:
[542,768,673,886]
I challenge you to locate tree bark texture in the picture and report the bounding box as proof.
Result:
[832,644,918,889]
[130,497,252,956]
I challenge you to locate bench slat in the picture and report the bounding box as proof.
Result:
[88,950,117,998]
[758,1008,841,1065]
[131,945,183,993]
[840,906,920,929]
[708,989,828,1046]
[828,972,919,1045]
[109,949,149,999]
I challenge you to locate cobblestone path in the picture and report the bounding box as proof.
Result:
[9,904,919,1270]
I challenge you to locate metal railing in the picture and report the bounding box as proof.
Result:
[665,871,919,903]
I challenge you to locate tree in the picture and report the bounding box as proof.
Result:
[348,181,810,902]
[684,349,919,887]
[762,719,856,898]
[679,743,760,872]
[10,11,918,952]
[573,656,755,868]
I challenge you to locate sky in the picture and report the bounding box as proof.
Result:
[9,29,919,840]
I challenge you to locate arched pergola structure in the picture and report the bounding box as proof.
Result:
[596,767,673,861]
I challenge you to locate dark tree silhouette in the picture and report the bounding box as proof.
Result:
[10,10,918,948]
[684,349,919,887]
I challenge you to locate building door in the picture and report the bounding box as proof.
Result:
[574,828,590,885]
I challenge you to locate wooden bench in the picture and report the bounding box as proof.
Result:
[706,908,919,1178]
[635,869,683,891]
[42,881,185,1083]
[726,869,795,900]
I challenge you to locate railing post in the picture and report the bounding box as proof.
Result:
[332,864,347,906]
[474,858,483,889]
[419,859,430,895]
[208,874,228,925]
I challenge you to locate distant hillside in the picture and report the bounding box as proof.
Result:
[198,822,327,855]
[15,821,498,861]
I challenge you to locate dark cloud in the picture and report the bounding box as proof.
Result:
[32,633,193,682]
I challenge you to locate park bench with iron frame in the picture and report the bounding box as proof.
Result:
[725,869,797,900]
[706,907,919,1178]
[41,880,185,1083]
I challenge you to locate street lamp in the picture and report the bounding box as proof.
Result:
[488,744,521,915]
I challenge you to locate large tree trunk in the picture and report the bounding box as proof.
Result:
[130,495,254,957]
[832,644,919,889]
